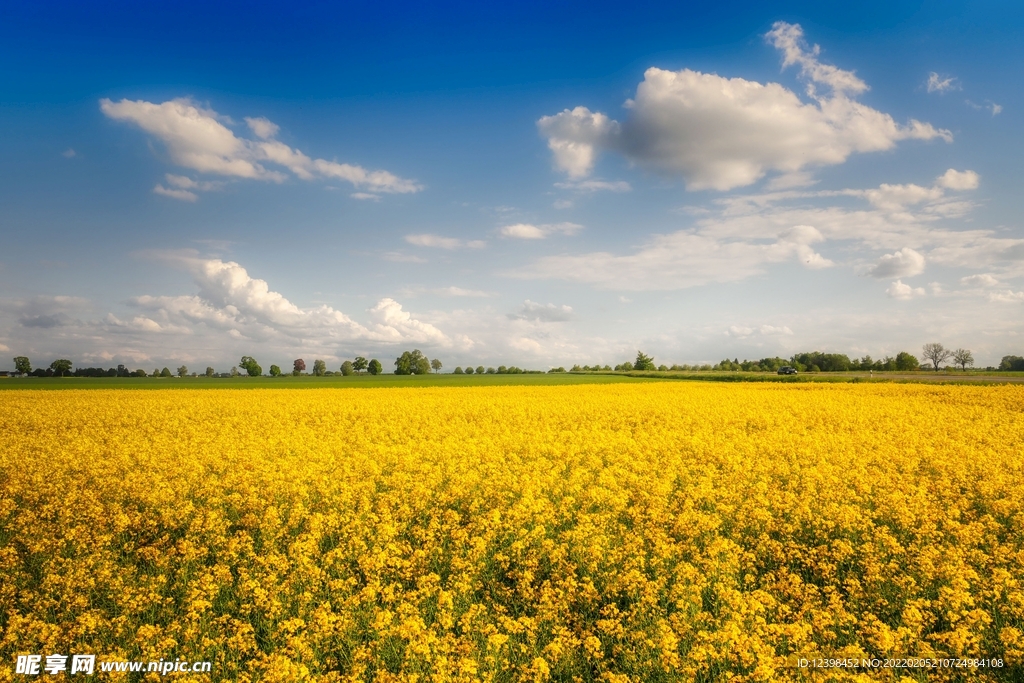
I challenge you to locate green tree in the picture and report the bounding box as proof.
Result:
[312,359,327,377]
[952,348,974,371]
[920,343,950,371]
[177,365,188,378]
[340,360,354,376]
[634,351,655,371]
[269,364,282,376]
[1000,355,1024,371]
[453,366,464,374]
[395,349,431,375]
[205,366,215,377]
[464,366,474,374]
[13,356,31,374]
[497,365,508,374]
[476,366,485,375]
[239,356,262,376]
[352,356,368,373]
[366,358,381,375]
[486,367,496,374]
[230,366,240,377]
[894,352,919,371]
[133,369,147,377]
[431,358,442,373]
[50,359,72,377]
[160,367,172,378]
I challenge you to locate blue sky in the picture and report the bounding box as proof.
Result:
[2,1,1022,370]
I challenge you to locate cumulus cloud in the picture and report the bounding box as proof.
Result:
[62,148,77,158]
[498,222,582,240]
[926,72,959,93]
[433,286,493,298]
[887,280,926,299]
[101,97,421,196]
[405,234,486,250]
[537,22,949,191]
[961,273,999,287]
[127,254,451,347]
[867,248,926,278]
[936,169,980,190]
[508,300,574,322]
[967,100,1003,116]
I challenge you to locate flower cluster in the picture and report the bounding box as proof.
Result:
[1,383,1021,681]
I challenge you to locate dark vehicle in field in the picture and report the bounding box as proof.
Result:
[777,366,798,375]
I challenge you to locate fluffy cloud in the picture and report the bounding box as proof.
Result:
[887,280,926,300]
[499,222,582,240]
[101,97,421,196]
[867,248,926,278]
[554,179,631,192]
[405,234,486,250]
[125,255,452,349]
[936,169,980,190]
[961,273,999,287]
[537,22,949,191]
[508,300,573,323]
[727,324,794,338]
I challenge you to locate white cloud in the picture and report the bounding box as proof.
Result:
[125,254,451,349]
[509,300,574,323]
[966,100,1003,116]
[553,199,574,209]
[989,290,1024,303]
[350,192,380,201]
[101,97,421,195]
[926,72,959,93]
[512,223,831,291]
[165,174,224,191]
[244,116,279,140]
[759,324,794,336]
[62,148,77,158]
[726,324,793,338]
[936,169,980,190]
[499,222,582,240]
[961,273,999,287]
[537,22,950,191]
[887,280,926,299]
[867,248,926,278]
[153,185,197,202]
[554,179,631,192]
[405,234,486,250]
[434,286,493,298]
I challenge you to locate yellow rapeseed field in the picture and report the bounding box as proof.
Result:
[1,383,1022,682]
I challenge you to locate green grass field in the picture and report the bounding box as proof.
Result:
[3,369,1023,389]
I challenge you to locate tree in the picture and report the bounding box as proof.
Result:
[394,349,431,375]
[920,343,952,371]
[340,360,354,376]
[177,365,188,378]
[13,356,31,375]
[160,367,172,377]
[367,358,382,375]
[230,366,240,377]
[50,359,72,377]
[476,366,485,375]
[894,352,919,372]
[464,366,474,374]
[133,369,147,377]
[206,367,215,377]
[952,348,974,371]
[269,364,282,376]
[239,356,262,377]
[634,351,655,371]
[353,356,368,373]
[293,359,306,376]
[312,359,327,377]
[486,367,496,374]
[1000,355,1024,371]
[453,366,464,374]
[431,358,442,373]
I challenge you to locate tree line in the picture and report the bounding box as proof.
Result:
[9,343,1024,379]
